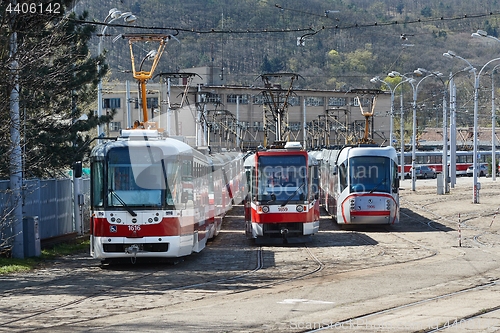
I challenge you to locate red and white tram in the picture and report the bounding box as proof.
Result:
[89,129,242,263]
[321,145,400,225]
[243,142,320,244]
[398,150,500,178]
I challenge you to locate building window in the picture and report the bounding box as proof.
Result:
[288,96,300,106]
[305,96,324,107]
[328,97,347,106]
[253,121,263,131]
[227,94,249,104]
[147,97,159,109]
[239,121,248,130]
[288,122,302,131]
[202,93,221,104]
[352,97,371,107]
[110,122,121,132]
[103,98,121,109]
[253,95,265,105]
[133,97,159,109]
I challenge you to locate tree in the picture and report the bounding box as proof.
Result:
[0,1,110,179]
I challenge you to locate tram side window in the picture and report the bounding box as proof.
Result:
[163,160,179,207]
[339,162,347,192]
[310,165,319,199]
[392,161,399,191]
[91,162,104,207]
[247,167,256,200]
[181,159,194,204]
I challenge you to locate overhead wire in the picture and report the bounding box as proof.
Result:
[66,10,500,37]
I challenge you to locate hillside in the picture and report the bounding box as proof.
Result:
[75,0,499,86]
[74,0,500,127]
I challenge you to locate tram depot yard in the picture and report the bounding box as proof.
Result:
[1,176,500,332]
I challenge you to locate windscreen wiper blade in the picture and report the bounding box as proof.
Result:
[369,178,387,194]
[281,182,305,207]
[109,189,137,217]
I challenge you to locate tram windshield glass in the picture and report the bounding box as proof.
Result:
[347,156,394,193]
[257,154,307,203]
[106,147,178,207]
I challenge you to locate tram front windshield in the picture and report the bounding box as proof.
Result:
[348,156,393,193]
[106,147,178,208]
[257,155,307,203]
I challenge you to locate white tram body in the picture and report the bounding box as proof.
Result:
[321,145,400,225]
[243,142,320,243]
[89,129,242,262]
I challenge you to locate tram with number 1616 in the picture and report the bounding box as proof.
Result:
[243,142,320,244]
[89,129,243,263]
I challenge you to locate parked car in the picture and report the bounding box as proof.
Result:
[412,165,437,179]
[466,163,488,177]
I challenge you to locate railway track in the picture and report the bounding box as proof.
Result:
[304,278,500,333]
[2,183,500,332]
[0,206,328,332]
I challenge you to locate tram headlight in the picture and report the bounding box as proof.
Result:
[148,218,153,223]
[262,205,270,213]
[386,199,391,210]
[116,218,121,223]
[350,198,355,211]
[296,205,304,212]
[110,217,116,222]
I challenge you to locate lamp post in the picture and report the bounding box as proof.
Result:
[492,64,499,181]
[389,71,437,191]
[414,68,448,192]
[97,8,136,138]
[370,75,410,147]
[472,30,500,181]
[443,51,500,203]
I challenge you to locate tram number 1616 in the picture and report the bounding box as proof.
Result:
[128,225,141,232]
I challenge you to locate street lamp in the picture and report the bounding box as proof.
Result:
[389,70,439,191]
[414,68,449,192]
[443,50,500,203]
[370,75,410,148]
[472,30,500,43]
[491,64,500,181]
[371,75,412,181]
[97,8,137,138]
[471,30,500,181]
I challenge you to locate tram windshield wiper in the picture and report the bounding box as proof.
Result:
[109,189,137,217]
[369,178,387,194]
[281,182,305,207]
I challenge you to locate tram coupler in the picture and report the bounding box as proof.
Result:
[125,244,139,255]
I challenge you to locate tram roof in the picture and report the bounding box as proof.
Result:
[341,145,397,160]
[90,136,201,159]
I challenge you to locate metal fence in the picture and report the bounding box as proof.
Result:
[0,177,90,244]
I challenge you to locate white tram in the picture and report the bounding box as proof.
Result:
[321,145,400,225]
[89,129,242,263]
[243,142,320,243]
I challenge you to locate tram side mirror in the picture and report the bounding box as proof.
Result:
[332,165,338,175]
[394,178,400,193]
